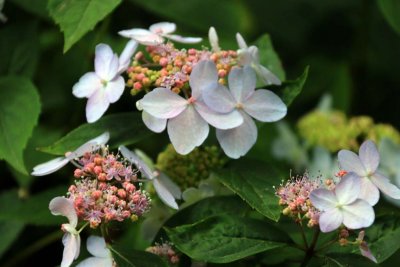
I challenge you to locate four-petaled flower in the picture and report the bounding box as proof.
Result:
[119,22,202,46]
[73,41,137,123]
[338,140,400,205]
[203,66,287,158]
[310,173,375,233]
[49,197,81,267]
[137,60,243,155]
[119,145,182,209]
[31,132,110,176]
[76,236,113,267]
[236,33,281,86]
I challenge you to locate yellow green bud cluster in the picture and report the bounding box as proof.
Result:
[297,110,400,152]
[155,144,227,189]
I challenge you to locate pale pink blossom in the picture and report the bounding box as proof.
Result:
[357,230,377,263]
[338,140,400,205]
[76,236,113,267]
[310,173,375,233]
[119,22,202,46]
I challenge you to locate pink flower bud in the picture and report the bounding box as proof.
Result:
[74,169,83,178]
[134,82,142,90]
[91,190,102,200]
[93,166,102,175]
[117,189,127,199]
[159,57,169,66]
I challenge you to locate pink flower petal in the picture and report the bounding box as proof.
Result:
[61,233,80,267]
[338,150,367,176]
[31,157,69,176]
[309,188,337,211]
[319,208,343,233]
[216,112,257,159]
[342,199,375,229]
[149,22,176,34]
[371,172,400,200]
[228,66,256,103]
[167,105,209,155]
[86,236,110,258]
[195,101,243,130]
[72,72,101,98]
[358,177,380,206]
[86,89,110,123]
[189,60,218,99]
[49,197,78,227]
[140,88,188,119]
[165,34,202,44]
[243,89,287,122]
[202,83,236,113]
[359,140,380,174]
[142,111,167,133]
[105,76,125,103]
[94,44,119,81]
[335,173,361,205]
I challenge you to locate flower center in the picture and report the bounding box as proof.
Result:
[101,79,108,87]
[235,103,244,109]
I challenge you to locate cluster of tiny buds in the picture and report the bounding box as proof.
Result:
[126,42,238,95]
[338,228,368,248]
[275,173,321,227]
[67,149,151,228]
[146,241,179,265]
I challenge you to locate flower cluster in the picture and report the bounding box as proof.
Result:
[146,241,179,265]
[275,173,321,227]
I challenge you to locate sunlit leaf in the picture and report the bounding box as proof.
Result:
[378,0,400,35]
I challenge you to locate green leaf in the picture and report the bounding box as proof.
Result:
[214,159,283,222]
[0,186,66,225]
[255,34,286,81]
[48,0,122,52]
[165,215,289,263]
[110,243,168,267]
[0,221,25,258]
[323,253,378,267]
[378,0,400,35]
[39,112,151,156]
[272,66,309,107]
[0,76,41,175]
[8,0,50,19]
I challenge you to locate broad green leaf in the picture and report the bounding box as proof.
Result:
[9,0,50,19]
[255,34,286,81]
[39,112,151,156]
[48,0,122,52]
[0,76,41,175]
[378,0,400,35]
[214,159,283,221]
[0,221,24,258]
[165,215,290,263]
[260,245,303,265]
[110,243,168,267]
[322,253,378,267]
[0,186,66,225]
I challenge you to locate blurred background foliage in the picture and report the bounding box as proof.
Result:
[1,0,400,266]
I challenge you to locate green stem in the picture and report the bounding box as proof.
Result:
[300,228,320,267]
[297,220,309,249]
[2,230,63,267]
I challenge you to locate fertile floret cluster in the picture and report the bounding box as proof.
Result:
[146,241,179,265]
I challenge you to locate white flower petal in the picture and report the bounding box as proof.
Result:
[31,157,69,176]
[358,177,380,206]
[236,33,248,49]
[371,172,400,200]
[335,173,361,205]
[228,66,256,103]
[76,257,113,267]
[319,208,343,233]
[167,105,209,155]
[118,40,138,74]
[202,83,236,113]
[165,34,202,44]
[338,150,367,176]
[157,172,182,199]
[243,89,287,122]
[149,22,176,34]
[87,236,110,258]
[216,112,257,159]
[68,132,110,160]
[342,199,375,229]
[61,233,80,267]
[255,65,282,86]
[359,140,380,174]
[208,27,220,52]
[119,146,155,180]
[119,28,152,38]
[86,89,110,123]
[94,44,119,81]
[195,101,243,129]
[140,88,188,119]
[309,188,337,211]
[119,29,164,45]
[105,76,125,103]
[153,178,179,209]
[72,72,102,98]
[189,60,218,99]
[49,197,78,227]
[142,111,167,133]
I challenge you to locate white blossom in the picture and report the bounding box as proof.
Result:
[76,236,113,267]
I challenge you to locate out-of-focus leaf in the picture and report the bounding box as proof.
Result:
[214,159,283,222]
[110,243,168,267]
[0,23,39,78]
[255,33,286,81]
[0,186,66,225]
[322,253,378,266]
[39,112,151,156]
[8,0,49,19]
[165,215,290,263]
[48,0,122,52]
[0,76,41,175]
[378,0,400,35]
[0,221,24,258]
[260,245,304,265]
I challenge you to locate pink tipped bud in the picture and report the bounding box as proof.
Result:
[218,69,227,78]
[136,73,145,81]
[68,185,77,192]
[124,182,136,192]
[122,210,131,218]
[98,173,107,181]
[117,189,127,199]
[135,51,144,61]
[93,165,103,175]
[74,169,83,178]
[171,256,179,264]
[134,82,142,90]
[91,190,102,200]
[98,182,107,190]
[159,57,169,66]
[188,48,197,55]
